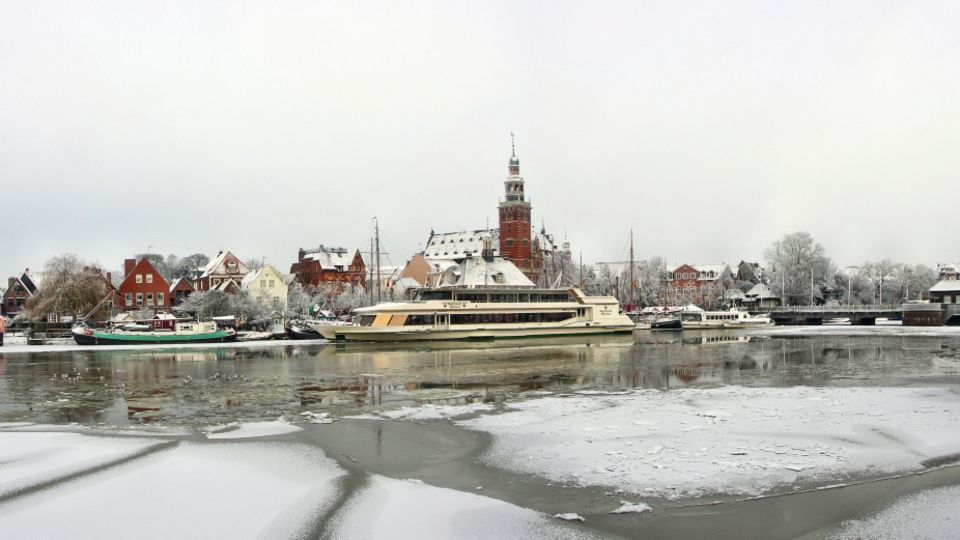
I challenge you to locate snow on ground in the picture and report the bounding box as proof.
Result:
[348,402,495,421]
[327,475,601,540]
[0,439,345,539]
[458,386,960,499]
[204,419,303,439]
[827,485,960,539]
[0,431,161,497]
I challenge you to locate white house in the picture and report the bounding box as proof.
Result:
[241,265,288,311]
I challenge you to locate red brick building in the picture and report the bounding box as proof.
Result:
[666,263,733,308]
[169,277,195,306]
[119,258,170,312]
[498,140,543,283]
[290,246,366,292]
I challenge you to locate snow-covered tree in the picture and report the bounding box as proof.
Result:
[765,232,834,306]
[26,254,112,322]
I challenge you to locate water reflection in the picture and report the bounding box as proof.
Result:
[1,330,958,426]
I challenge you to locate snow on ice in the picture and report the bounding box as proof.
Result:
[0,439,345,539]
[350,402,495,421]
[828,485,960,539]
[327,475,600,539]
[204,420,303,439]
[0,431,160,497]
[458,386,960,499]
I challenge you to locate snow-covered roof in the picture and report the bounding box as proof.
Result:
[745,283,777,299]
[424,229,500,260]
[724,289,746,299]
[535,230,558,253]
[304,247,357,269]
[153,312,177,320]
[930,280,960,293]
[449,256,535,288]
[213,279,240,292]
[696,264,730,281]
[200,251,249,279]
[283,273,298,286]
[169,277,193,293]
[394,276,422,291]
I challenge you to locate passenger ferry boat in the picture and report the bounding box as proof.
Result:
[72,321,236,345]
[679,309,774,329]
[312,287,634,342]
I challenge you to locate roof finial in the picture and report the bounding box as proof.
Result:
[510,132,516,157]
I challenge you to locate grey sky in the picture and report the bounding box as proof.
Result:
[2,1,958,278]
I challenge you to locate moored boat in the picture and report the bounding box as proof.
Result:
[680,309,774,329]
[312,287,634,342]
[72,321,236,345]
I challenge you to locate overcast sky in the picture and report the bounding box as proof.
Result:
[2,0,958,278]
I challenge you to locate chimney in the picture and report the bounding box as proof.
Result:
[106,272,112,287]
[298,248,305,261]
[124,259,136,277]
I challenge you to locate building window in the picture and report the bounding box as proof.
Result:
[146,274,153,284]
[157,292,164,305]
[125,293,133,307]
[269,280,275,288]
[146,293,154,306]
[136,293,143,306]
[227,261,237,273]
[261,280,266,288]
[136,274,143,284]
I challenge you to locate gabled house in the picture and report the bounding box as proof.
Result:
[169,277,195,306]
[3,269,39,318]
[666,263,733,308]
[742,283,780,310]
[195,251,250,292]
[241,265,288,310]
[119,258,170,312]
[290,245,366,292]
[736,261,765,284]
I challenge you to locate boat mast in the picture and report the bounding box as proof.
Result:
[375,217,382,303]
[629,229,635,311]
[369,237,374,306]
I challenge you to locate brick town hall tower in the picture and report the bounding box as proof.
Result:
[498,136,538,282]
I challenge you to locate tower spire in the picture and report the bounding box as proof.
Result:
[511,132,516,157]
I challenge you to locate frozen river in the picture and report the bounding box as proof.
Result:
[2,328,960,538]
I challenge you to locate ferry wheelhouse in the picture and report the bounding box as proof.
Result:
[312,287,634,342]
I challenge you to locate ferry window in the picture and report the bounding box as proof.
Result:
[357,315,376,326]
[405,314,436,325]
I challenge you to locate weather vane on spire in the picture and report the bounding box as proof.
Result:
[510,132,516,157]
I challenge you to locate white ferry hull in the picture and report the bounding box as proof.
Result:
[313,323,634,342]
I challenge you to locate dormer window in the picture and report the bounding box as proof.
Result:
[227,261,238,273]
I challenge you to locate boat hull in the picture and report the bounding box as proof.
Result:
[313,323,634,342]
[72,330,236,346]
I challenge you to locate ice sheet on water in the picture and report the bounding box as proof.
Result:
[827,485,960,539]
[0,431,161,497]
[327,475,600,539]
[459,386,960,499]
[610,501,652,514]
[0,439,345,539]
[204,420,303,439]
[369,402,495,421]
